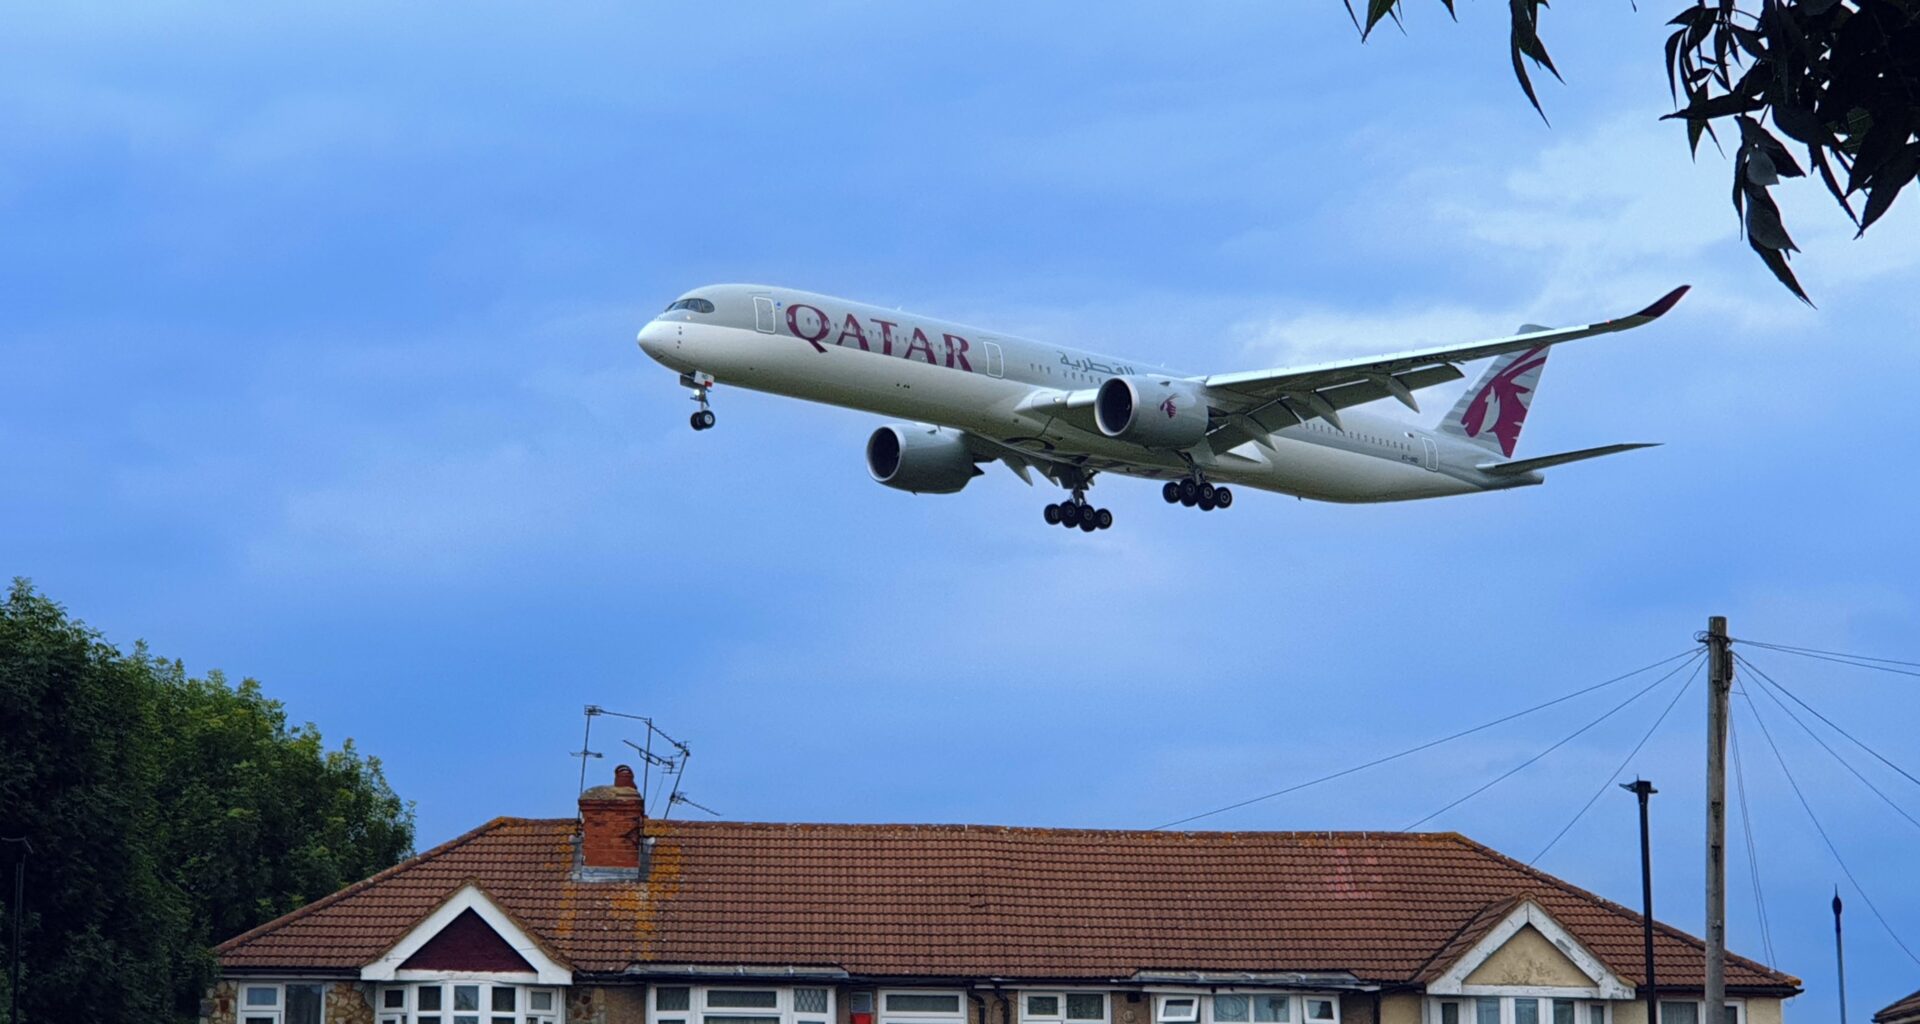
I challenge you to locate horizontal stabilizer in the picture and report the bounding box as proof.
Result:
[1479,443,1660,477]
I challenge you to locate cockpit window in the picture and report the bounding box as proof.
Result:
[664,297,715,314]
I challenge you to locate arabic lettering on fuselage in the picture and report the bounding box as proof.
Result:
[1057,353,1136,376]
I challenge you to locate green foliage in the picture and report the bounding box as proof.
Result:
[0,580,415,1024]
[1350,0,1920,302]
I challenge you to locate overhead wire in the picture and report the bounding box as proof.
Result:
[1736,638,1920,679]
[1735,654,1920,833]
[1529,653,1704,864]
[1727,706,1777,966]
[1149,648,1702,831]
[1735,673,1920,967]
[1735,651,1920,792]
[1401,651,1703,832]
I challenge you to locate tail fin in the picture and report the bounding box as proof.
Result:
[1440,332,1550,458]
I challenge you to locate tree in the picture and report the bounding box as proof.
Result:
[0,581,414,1023]
[1351,0,1920,302]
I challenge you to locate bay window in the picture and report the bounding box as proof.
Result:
[1430,997,1607,1024]
[650,986,839,1024]
[1155,994,1338,1024]
[373,982,559,1024]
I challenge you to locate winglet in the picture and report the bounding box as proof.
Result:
[1634,285,1691,320]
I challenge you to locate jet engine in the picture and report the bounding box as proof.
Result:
[1094,376,1210,449]
[865,424,982,494]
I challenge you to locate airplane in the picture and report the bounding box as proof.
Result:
[635,284,1689,531]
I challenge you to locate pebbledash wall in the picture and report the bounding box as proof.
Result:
[204,767,1799,1024]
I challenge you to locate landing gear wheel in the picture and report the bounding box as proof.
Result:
[1079,515,1098,532]
[1215,487,1233,508]
[1060,502,1082,527]
[1179,479,1200,504]
[1162,481,1181,504]
[1095,508,1114,530]
[1180,491,1198,508]
[696,409,716,430]
[1199,482,1216,503]
[1043,503,1062,525]
[1198,494,1218,511]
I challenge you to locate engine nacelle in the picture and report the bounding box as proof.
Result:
[865,424,982,494]
[1094,376,1210,449]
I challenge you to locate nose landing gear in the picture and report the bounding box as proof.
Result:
[681,371,716,431]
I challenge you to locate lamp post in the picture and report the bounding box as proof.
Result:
[1621,780,1659,1024]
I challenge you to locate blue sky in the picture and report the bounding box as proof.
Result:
[6,1,1920,1019]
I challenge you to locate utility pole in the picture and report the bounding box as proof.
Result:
[1834,889,1848,1024]
[1704,616,1732,1024]
[1621,779,1659,1024]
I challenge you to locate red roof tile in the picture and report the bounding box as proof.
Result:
[217,818,1798,993]
[1877,988,1920,1023]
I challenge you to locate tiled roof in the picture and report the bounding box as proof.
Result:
[1877,988,1920,1023]
[217,818,1798,992]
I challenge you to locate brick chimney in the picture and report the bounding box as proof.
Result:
[577,764,645,874]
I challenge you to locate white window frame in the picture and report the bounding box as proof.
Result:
[238,981,330,1024]
[1203,993,1338,1024]
[1020,992,1110,1024]
[374,981,561,1024]
[1428,996,1611,1024]
[648,986,842,1024]
[1156,996,1201,1024]
[1657,999,1746,1024]
[879,990,968,1024]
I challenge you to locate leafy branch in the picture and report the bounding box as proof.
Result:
[1348,0,1920,303]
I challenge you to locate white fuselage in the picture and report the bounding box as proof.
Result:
[637,285,1527,503]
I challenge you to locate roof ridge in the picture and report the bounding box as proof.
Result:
[646,819,1458,838]
[216,816,523,953]
[1437,832,1802,988]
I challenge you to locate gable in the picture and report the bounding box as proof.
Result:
[1464,924,1592,988]
[1427,900,1634,999]
[359,882,571,985]
[399,908,535,973]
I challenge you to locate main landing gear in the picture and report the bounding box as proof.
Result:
[1044,499,1114,532]
[682,371,717,431]
[1162,476,1233,512]
[1042,473,1112,533]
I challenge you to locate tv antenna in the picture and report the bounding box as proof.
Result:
[574,705,705,819]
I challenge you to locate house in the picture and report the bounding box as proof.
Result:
[1875,989,1920,1024]
[209,766,1798,1024]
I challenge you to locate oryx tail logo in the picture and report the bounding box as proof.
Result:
[1459,346,1547,457]
[1159,396,1178,419]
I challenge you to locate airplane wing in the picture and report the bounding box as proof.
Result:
[1198,286,1689,453]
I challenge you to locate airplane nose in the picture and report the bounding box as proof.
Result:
[636,322,666,358]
